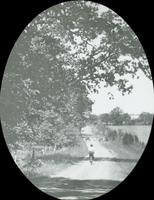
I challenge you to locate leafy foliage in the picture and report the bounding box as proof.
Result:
[122,133,134,145]
[99,107,131,125]
[138,112,153,125]
[98,107,153,125]
[0,1,151,149]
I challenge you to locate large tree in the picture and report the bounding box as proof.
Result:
[138,112,153,125]
[109,107,124,125]
[99,113,111,125]
[0,1,152,148]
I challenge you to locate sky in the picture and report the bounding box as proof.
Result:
[89,72,154,115]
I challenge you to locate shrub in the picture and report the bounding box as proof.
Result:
[106,129,117,141]
[134,135,139,143]
[122,133,134,145]
[117,129,124,139]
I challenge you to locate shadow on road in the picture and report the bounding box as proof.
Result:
[46,156,138,163]
[31,176,121,200]
[91,157,138,163]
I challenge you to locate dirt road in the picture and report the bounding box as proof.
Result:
[51,126,135,181]
[34,125,136,200]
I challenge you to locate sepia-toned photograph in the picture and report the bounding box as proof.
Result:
[0,1,154,200]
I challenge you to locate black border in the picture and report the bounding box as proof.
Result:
[0,0,154,200]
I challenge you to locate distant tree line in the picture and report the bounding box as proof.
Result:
[88,107,153,125]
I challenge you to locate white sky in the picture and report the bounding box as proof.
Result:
[89,72,154,115]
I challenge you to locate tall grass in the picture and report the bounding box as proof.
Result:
[11,133,88,178]
[95,123,145,147]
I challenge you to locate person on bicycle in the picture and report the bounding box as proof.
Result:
[88,144,95,163]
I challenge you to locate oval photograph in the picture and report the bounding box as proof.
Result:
[0,1,153,200]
